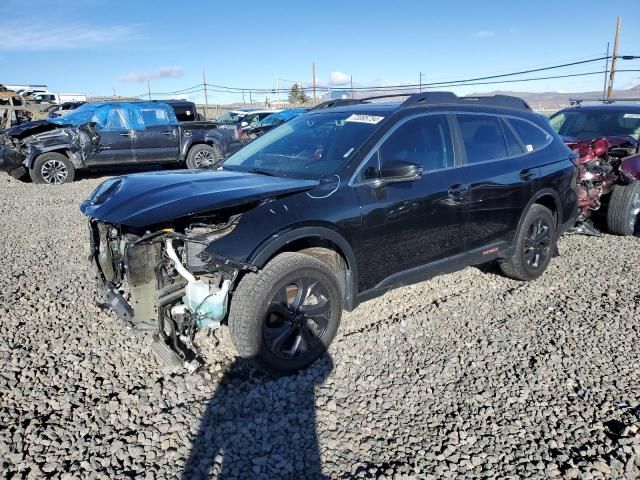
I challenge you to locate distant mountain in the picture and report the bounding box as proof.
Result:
[469,84,640,111]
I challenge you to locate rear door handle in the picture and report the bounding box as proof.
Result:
[447,184,468,199]
[161,131,174,136]
[520,169,535,181]
[119,132,132,137]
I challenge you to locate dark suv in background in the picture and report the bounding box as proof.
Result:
[82,92,578,375]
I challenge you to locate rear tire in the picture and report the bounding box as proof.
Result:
[606,182,640,236]
[185,143,222,169]
[228,252,342,376]
[499,204,556,281]
[29,152,75,185]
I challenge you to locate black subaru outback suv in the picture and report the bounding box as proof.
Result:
[82,92,578,375]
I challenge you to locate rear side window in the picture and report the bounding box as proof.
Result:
[139,106,176,127]
[501,119,524,156]
[508,118,551,152]
[457,114,508,163]
[378,114,454,172]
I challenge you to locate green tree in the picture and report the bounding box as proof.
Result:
[288,83,300,103]
[298,86,309,104]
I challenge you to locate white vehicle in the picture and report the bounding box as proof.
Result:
[28,92,87,105]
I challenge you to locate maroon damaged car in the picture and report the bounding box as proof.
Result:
[550,102,640,236]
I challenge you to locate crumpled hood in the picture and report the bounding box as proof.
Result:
[5,119,61,139]
[80,169,319,228]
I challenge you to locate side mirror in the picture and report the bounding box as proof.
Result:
[378,160,422,184]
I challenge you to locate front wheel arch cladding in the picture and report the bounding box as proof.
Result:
[248,227,359,310]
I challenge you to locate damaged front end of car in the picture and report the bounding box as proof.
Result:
[0,121,98,178]
[88,210,256,372]
[82,170,320,371]
[565,136,640,235]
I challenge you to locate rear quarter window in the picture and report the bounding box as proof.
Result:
[508,118,552,152]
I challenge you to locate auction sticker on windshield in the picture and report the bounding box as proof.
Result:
[345,114,385,124]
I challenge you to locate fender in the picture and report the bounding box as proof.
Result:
[25,144,81,169]
[249,225,360,311]
[179,136,224,161]
[515,187,563,236]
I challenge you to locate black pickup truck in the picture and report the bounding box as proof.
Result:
[0,101,234,184]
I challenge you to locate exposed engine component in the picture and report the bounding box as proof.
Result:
[165,238,231,329]
[565,136,640,235]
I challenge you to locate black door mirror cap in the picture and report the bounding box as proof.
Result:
[376,160,423,186]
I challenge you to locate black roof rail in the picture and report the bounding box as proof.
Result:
[310,91,532,111]
[310,99,367,111]
[570,97,640,106]
[401,92,531,110]
[310,93,420,111]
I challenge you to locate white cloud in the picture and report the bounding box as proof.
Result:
[0,22,137,50]
[119,66,183,83]
[330,71,351,86]
[474,30,496,38]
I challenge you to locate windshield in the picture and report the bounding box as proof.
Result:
[223,111,385,179]
[550,110,640,141]
[49,103,104,126]
[217,111,245,123]
[259,113,283,127]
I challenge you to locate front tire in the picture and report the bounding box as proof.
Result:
[500,204,556,281]
[29,152,75,185]
[228,252,342,376]
[606,182,640,236]
[185,143,222,169]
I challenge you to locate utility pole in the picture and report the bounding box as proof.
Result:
[147,80,151,100]
[350,75,354,99]
[602,42,610,99]
[242,90,245,105]
[607,16,621,99]
[419,72,422,93]
[202,71,209,121]
[312,62,317,107]
[249,90,253,104]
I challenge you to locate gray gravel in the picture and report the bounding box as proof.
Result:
[0,173,639,480]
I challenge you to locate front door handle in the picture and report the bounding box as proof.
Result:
[520,169,535,181]
[119,131,132,137]
[161,131,174,136]
[447,184,468,199]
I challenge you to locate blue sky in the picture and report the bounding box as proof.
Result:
[1,0,639,103]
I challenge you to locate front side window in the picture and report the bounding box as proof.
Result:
[508,118,551,152]
[223,111,384,179]
[457,114,508,163]
[378,115,454,172]
[104,106,131,130]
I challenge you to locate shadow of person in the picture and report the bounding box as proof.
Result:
[182,353,334,479]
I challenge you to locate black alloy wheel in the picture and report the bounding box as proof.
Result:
[523,216,552,269]
[263,276,331,360]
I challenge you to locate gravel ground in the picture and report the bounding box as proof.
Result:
[0,173,639,480]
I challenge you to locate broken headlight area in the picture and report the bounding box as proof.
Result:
[89,213,252,372]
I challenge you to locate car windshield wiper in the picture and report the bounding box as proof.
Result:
[240,167,279,177]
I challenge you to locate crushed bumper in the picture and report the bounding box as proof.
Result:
[0,146,27,177]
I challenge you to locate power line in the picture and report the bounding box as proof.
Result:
[131,55,640,100]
